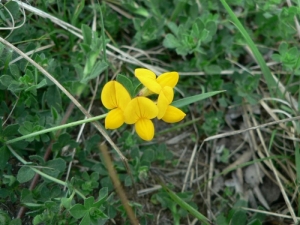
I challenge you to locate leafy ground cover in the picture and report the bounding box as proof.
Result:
[1,0,300,224]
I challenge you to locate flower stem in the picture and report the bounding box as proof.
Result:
[6,113,107,144]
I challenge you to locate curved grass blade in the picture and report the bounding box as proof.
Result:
[219,0,278,95]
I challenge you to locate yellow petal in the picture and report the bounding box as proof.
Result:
[157,72,179,88]
[101,81,131,110]
[135,68,161,94]
[161,105,186,123]
[157,86,174,119]
[135,118,155,141]
[105,108,125,129]
[124,97,158,124]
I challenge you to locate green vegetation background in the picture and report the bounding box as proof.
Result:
[0,0,299,225]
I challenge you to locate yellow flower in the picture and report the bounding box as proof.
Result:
[101,81,131,129]
[124,97,158,141]
[135,68,185,123]
[135,68,179,95]
[157,86,186,123]
[161,105,186,123]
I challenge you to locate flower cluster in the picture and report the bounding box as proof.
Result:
[101,68,186,141]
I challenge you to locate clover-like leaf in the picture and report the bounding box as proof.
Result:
[163,34,180,49]
[70,204,88,219]
[17,166,35,183]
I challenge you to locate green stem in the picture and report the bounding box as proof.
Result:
[6,113,107,144]
[7,145,86,199]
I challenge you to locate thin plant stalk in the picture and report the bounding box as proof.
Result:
[6,114,107,144]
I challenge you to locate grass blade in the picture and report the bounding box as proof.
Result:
[172,90,225,108]
[160,183,211,225]
[219,0,278,94]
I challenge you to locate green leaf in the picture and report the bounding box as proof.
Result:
[80,214,91,225]
[84,134,101,152]
[0,146,10,169]
[42,158,66,179]
[98,187,108,201]
[33,214,43,225]
[204,65,222,74]
[248,206,266,223]
[84,196,94,209]
[9,218,22,225]
[206,21,217,35]
[248,219,262,225]
[0,211,10,225]
[36,79,47,89]
[287,46,298,58]
[233,199,248,208]
[216,214,228,225]
[0,75,18,88]
[17,166,35,183]
[134,83,144,96]
[81,61,108,83]
[163,34,180,49]
[141,149,155,163]
[116,74,134,97]
[3,124,19,137]
[18,121,43,142]
[94,187,108,208]
[61,196,72,209]
[23,203,43,207]
[230,209,247,225]
[5,1,20,17]
[167,22,178,36]
[70,204,87,219]
[89,207,108,219]
[271,53,281,62]
[46,86,62,111]
[279,42,288,54]
[46,158,66,173]
[3,175,16,186]
[172,91,225,108]
[200,29,209,42]
[82,24,92,46]
[9,64,20,78]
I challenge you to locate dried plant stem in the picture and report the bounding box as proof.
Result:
[99,143,139,225]
[248,106,297,223]
[204,115,300,142]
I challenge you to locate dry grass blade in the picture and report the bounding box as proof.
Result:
[182,142,198,192]
[0,43,55,70]
[241,207,300,220]
[222,150,252,174]
[99,143,139,225]
[200,103,300,223]
[204,115,300,142]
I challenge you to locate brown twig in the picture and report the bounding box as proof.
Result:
[99,143,139,225]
